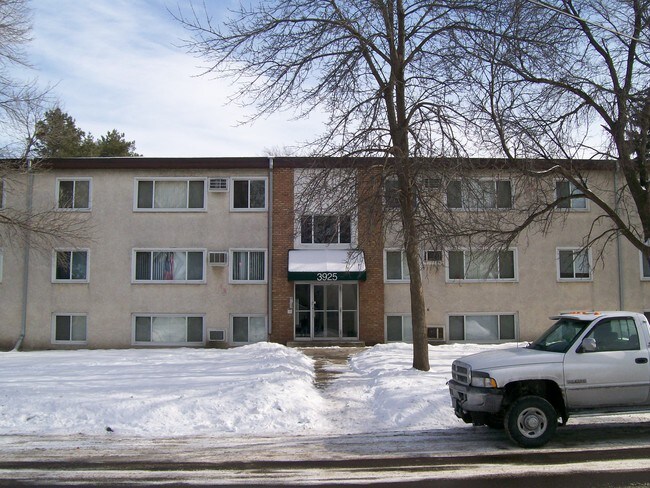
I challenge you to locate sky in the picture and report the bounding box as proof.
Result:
[21,0,324,157]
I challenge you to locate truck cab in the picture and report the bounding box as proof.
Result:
[448,311,650,447]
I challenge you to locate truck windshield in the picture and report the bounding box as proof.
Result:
[528,318,592,353]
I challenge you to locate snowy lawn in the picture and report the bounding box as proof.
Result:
[0,342,511,437]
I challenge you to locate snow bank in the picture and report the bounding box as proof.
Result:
[0,343,325,436]
[0,342,513,437]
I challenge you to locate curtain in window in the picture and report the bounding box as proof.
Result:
[151,316,186,343]
[153,252,173,280]
[466,251,498,279]
[233,251,264,281]
[154,181,187,208]
[249,180,266,208]
[466,315,499,341]
[249,317,267,342]
[249,252,265,280]
[75,180,90,208]
[233,251,248,280]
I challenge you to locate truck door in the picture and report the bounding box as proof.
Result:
[563,317,650,408]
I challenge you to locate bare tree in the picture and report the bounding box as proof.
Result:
[176,0,488,370]
[462,0,650,262]
[0,0,92,251]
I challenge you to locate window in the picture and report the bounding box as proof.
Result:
[641,252,650,280]
[231,178,267,210]
[52,314,87,344]
[447,249,516,281]
[231,250,267,283]
[447,179,512,210]
[583,318,640,352]
[57,178,91,210]
[133,315,204,345]
[300,215,352,245]
[556,180,587,210]
[557,248,591,281]
[385,250,410,282]
[232,315,267,344]
[384,179,400,208]
[135,178,205,210]
[448,314,516,342]
[53,250,89,282]
[386,315,413,343]
[133,250,205,283]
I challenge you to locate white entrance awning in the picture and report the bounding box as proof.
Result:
[288,250,366,281]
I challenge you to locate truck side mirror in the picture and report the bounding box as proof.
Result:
[579,337,597,353]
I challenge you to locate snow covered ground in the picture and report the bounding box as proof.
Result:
[0,342,519,437]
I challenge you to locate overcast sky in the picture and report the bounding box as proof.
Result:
[23,0,323,157]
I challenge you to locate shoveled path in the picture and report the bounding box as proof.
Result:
[298,346,366,389]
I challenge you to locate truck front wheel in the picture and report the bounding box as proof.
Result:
[505,396,557,448]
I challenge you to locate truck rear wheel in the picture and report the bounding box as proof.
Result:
[505,396,557,448]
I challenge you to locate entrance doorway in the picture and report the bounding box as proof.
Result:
[294,283,358,340]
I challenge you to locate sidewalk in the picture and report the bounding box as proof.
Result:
[299,347,367,389]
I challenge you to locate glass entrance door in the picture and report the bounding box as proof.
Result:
[294,283,358,340]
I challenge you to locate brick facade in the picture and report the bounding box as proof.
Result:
[270,168,296,344]
[270,166,385,345]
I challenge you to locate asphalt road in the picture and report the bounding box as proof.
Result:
[3,419,650,486]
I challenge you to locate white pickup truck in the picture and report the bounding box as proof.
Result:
[448,311,650,447]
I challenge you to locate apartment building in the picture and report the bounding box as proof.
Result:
[0,156,648,350]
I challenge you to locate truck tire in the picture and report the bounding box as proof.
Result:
[505,396,557,448]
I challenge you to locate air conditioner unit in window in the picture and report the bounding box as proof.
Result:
[208,251,228,266]
[427,326,444,343]
[208,178,228,192]
[423,178,442,190]
[208,329,226,342]
[424,250,443,264]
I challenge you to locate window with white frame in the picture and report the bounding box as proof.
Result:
[386,315,413,342]
[300,215,351,245]
[232,315,267,343]
[641,252,650,280]
[133,315,204,345]
[557,248,591,280]
[556,180,587,210]
[53,250,89,282]
[57,178,91,210]
[133,250,205,283]
[231,250,267,283]
[385,250,410,282]
[448,314,516,342]
[135,178,205,210]
[447,249,516,281]
[447,179,512,210]
[52,314,87,344]
[231,177,267,210]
